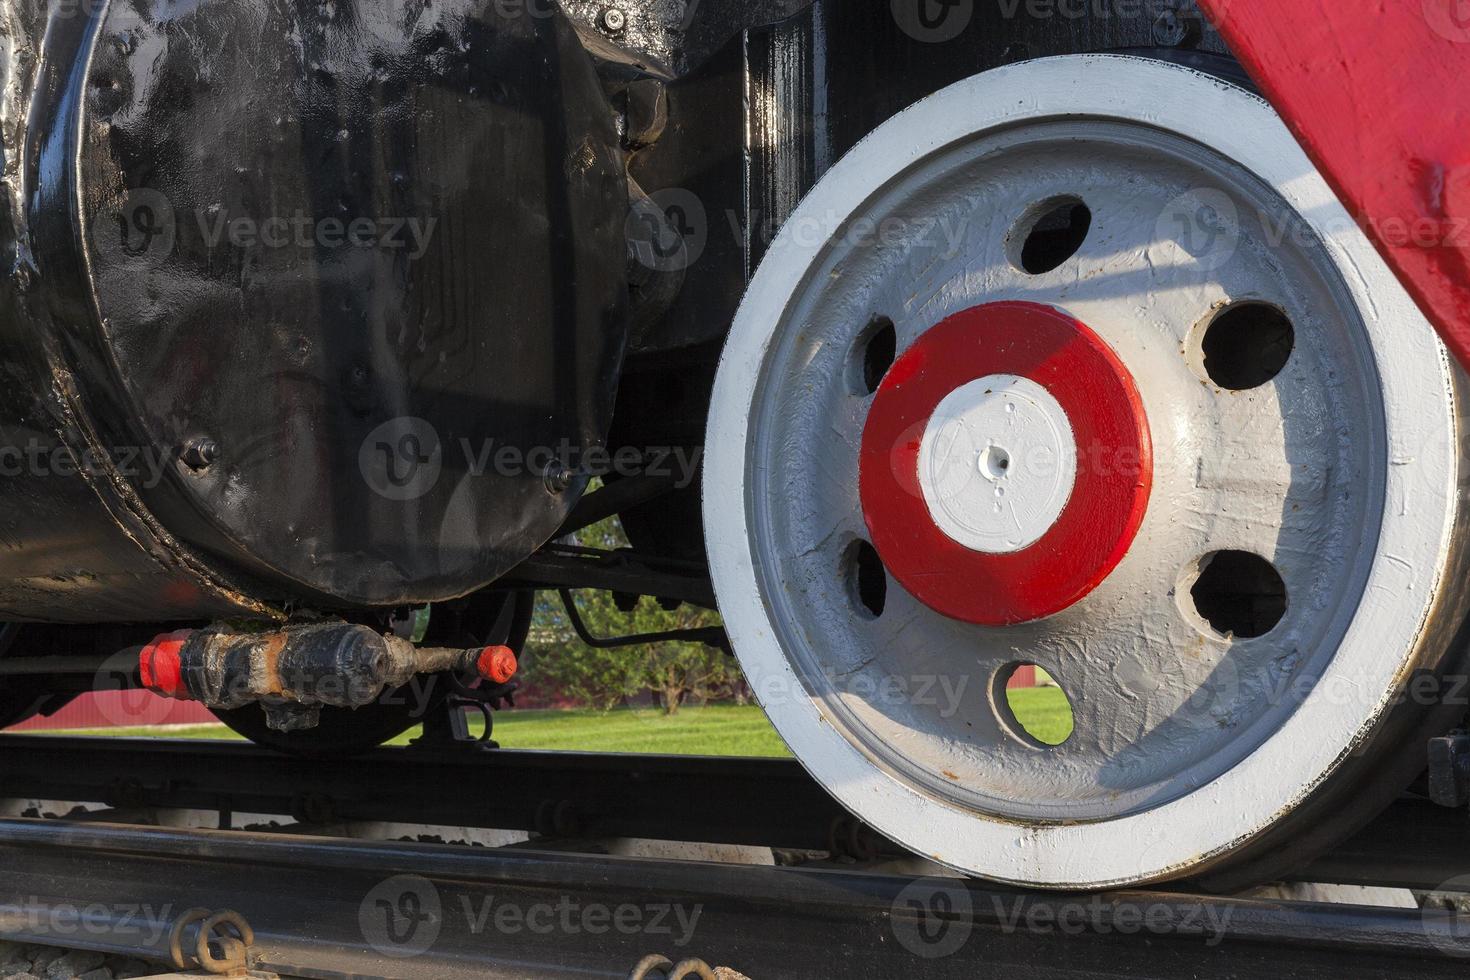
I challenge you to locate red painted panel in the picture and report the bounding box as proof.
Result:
[1199,0,1470,367]
[7,692,217,732]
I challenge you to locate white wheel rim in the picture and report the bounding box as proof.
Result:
[704,55,1460,888]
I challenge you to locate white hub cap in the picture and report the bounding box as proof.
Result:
[918,374,1077,554]
[704,55,1466,889]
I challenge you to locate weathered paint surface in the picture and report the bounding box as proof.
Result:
[1199,0,1470,369]
[703,56,1463,888]
[0,0,629,620]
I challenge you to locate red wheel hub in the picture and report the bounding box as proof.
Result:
[858,301,1153,625]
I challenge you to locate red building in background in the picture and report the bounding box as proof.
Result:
[7,691,216,732]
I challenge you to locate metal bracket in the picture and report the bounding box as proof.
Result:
[505,544,717,608]
[167,908,259,977]
[559,0,818,78]
[1429,731,1470,808]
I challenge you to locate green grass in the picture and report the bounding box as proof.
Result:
[42,704,793,757]
[42,689,1077,755]
[40,723,248,740]
[486,705,791,756]
[1004,686,1075,746]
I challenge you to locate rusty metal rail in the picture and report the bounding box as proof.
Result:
[0,817,1466,979]
[0,738,1466,975]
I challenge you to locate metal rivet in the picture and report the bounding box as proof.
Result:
[1152,8,1199,47]
[600,7,626,34]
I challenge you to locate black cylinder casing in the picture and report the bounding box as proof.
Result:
[0,0,627,622]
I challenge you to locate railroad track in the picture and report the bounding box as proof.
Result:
[1,817,1468,980]
[0,736,1467,978]
[0,735,1466,890]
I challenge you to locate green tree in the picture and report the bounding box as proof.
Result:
[522,520,741,715]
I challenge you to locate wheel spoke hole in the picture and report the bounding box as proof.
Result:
[851,316,897,395]
[846,540,888,618]
[1189,550,1287,639]
[1011,196,1091,275]
[1199,302,1295,390]
[995,663,1074,747]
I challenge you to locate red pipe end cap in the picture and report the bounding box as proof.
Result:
[139,630,194,699]
[476,645,519,685]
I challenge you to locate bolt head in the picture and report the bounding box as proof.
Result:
[544,465,575,495]
[601,7,626,33]
[182,437,220,471]
[1152,10,1192,47]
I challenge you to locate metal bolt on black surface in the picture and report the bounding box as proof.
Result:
[1151,7,1200,47]
[544,465,576,495]
[600,7,626,33]
[182,437,221,471]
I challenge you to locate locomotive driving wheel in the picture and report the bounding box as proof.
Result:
[705,55,1470,889]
